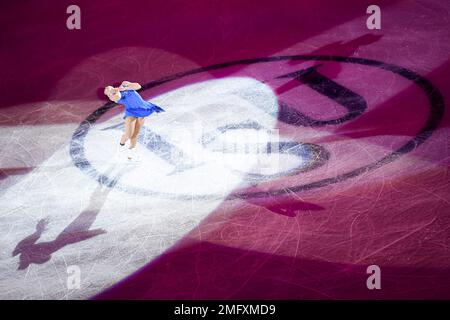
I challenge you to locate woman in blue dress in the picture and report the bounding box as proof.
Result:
[104,81,164,161]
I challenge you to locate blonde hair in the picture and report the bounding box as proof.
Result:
[104,86,114,96]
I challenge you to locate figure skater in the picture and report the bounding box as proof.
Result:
[104,81,165,161]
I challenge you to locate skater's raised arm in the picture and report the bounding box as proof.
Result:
[119,81,141,91]
[104,86,121,103]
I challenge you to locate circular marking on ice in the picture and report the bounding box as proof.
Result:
[70,55,445,200]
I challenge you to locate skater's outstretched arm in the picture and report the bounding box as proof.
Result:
[119,81,141,91]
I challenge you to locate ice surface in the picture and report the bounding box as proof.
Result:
[0,77,292,299]
[1,0,450,299]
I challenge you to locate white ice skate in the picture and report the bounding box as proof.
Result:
[113,143,128,163]
[126,147,141,162]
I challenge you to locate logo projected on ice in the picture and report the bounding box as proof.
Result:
[70,55,444,200]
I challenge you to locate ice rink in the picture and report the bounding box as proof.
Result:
[1,0,449,299]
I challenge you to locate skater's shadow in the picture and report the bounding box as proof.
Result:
[246,195,325,217]
[298,34,383,61]
[276,34,383,96]
[12,165,126,270]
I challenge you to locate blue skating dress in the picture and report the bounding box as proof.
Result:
[118,90,165,119]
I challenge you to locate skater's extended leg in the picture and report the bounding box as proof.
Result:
[126,117,145,161]
[120,117,136,145]
[130,117,145,149]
